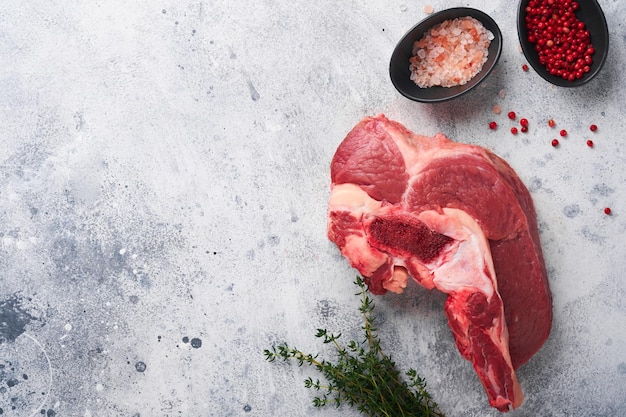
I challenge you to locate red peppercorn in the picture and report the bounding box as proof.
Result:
[548,119,556,127]
[520,118,529,127]
[586,139,593,147]
[508,111,516,120]
[511,127,519,135]
[590,124,598,132]
[521,126,528,133]
[551,139,559,147]
[489,121,497,130]
[525,2,595,83]
[522,64,529,71]
[604,207,612,215]
[559,129,567,137]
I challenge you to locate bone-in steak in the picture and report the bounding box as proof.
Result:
[327,114,552,411]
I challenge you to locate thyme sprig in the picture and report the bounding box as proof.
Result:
[264,276,445,417]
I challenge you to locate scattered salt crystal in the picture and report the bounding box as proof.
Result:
[400,4,407,11]
[498,88,506,99]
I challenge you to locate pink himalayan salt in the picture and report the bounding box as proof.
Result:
[409,16,493,88]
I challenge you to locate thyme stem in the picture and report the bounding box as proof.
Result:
[264,276,445,417]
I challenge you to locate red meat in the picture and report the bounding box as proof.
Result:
[327,114,552,411]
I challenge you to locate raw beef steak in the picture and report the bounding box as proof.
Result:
[327,114,552,411]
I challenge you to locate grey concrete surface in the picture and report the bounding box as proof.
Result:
[1,1,625,416]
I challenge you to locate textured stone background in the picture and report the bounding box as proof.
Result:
[1,0,625,416]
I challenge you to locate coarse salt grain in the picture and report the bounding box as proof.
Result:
[409,16,493,88]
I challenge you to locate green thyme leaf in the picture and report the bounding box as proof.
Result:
[265,276,445,417]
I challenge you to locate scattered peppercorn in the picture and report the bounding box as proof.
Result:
[521,126,528,133]
[511,127,519,135]
[551,139,559,147]
[489,121,497,130]
[586,140,594,147]
[548,119,556,127]
[520,118,529,128]
[522,64,529,71]
[559,129,567,137]
[604,207,612,215]
[508,111,516,120]
[590,124,598,132]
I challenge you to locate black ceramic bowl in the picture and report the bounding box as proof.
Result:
[389,8,502,103]
[517,0,609,87]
